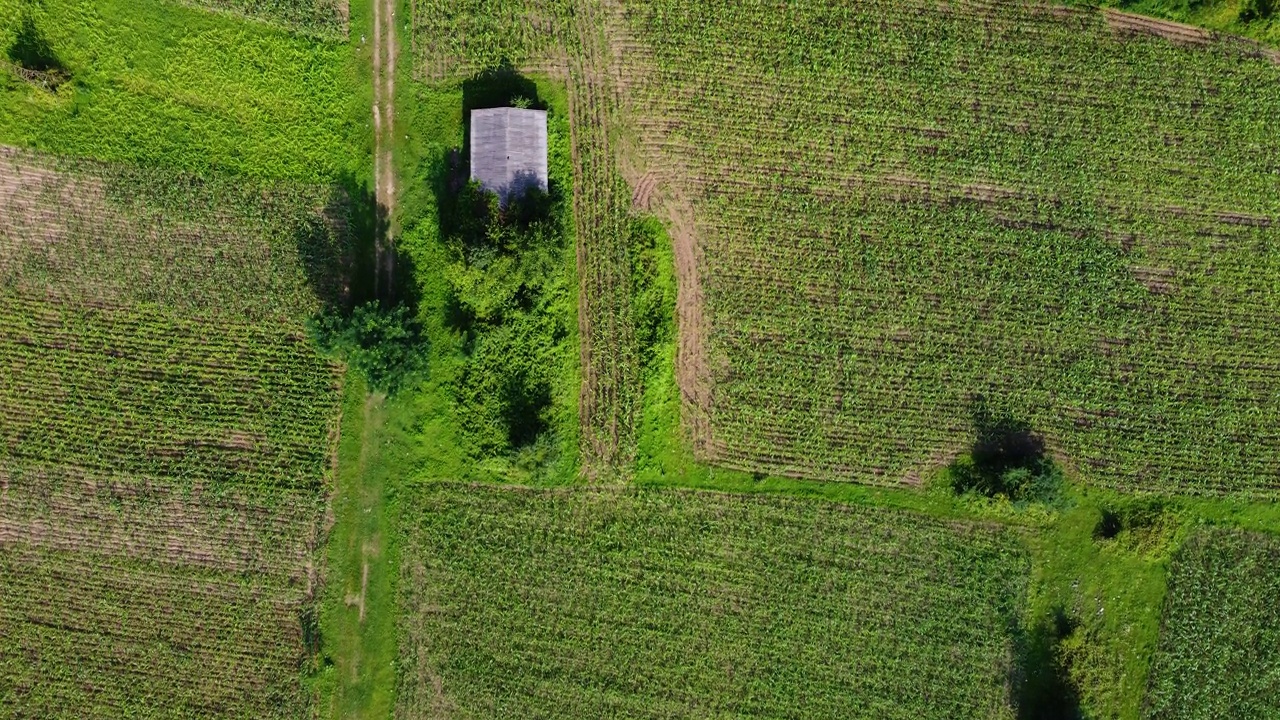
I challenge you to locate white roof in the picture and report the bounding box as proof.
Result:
[469,108,548,204]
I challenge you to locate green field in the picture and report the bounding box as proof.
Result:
[0,0,364,181]
[397,483,1030,719]
[4,0,1280,719]
[1144,528,1280,719]
[0,0,362,701]
[608,0,1280,497]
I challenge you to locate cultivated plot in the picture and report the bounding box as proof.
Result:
[1143,528,1280,719]
[0,148,347,717]
[397,483,1030,719]
[175,0,350,39]
[609,0,1280,496]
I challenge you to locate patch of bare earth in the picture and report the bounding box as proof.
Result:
[1103,9,1214,46]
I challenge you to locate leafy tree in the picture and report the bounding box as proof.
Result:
[309,302,421,391]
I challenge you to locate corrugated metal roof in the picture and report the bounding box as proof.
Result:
[469,108,548,204]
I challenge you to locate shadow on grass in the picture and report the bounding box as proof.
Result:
[305,173,425,394]
[1013,607,1085,720]
[7,15,69,88]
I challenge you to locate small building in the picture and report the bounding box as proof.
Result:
[469,107,548,205]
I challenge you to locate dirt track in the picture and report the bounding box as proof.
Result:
[372,0,396,295]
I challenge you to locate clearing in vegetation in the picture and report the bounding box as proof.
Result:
[1143,528,1280,719]
[0,146,349,717]
[601,0,1280,497]
[396,482,1030,719]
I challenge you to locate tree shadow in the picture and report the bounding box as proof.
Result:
[305,173,425,393]
[1012,607,1085,720]
[7,15,69,88]
[949,396,1062,503]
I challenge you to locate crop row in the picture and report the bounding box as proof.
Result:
[566,0,643,476]
[0,292,342,489]
[0,545,312,719]
[0,146,351,322]
[1143,529,1280,719]
[0,459,323,580]
[396,483,1029,719]
[410,0,572,81]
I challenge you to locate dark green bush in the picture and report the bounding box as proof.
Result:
[949,401,1062,503]
[309,302,421,391]
[1240,0,1273,21]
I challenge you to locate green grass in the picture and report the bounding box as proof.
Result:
[396,481,1031,719]
[1142,528,1280,719]
[1103,0,1280,47]
[0,0,367,182]
[312,376,417,720]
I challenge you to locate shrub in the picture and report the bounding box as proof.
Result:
[310,302,421,391]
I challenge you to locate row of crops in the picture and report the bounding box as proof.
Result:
[0,147,351,322]
[0,545,314,718]
[396,483,1030,719]
[0,149,346,716]
[612,0,1280,496]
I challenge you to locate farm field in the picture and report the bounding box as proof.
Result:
[396,483,1030,719]
[1143,528,1280,719]
[5,0,1280,719]
[602,0,1280,497]
[0,0,365,182]
[0,145,349,716]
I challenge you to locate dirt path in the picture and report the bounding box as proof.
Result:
[372,0,397,296]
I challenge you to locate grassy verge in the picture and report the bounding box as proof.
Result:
[1100,0,1280,46]
[313,374,420,719]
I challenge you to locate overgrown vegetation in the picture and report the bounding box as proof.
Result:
[311,301,421,391]
[393,69,578,483]
[5,12,68,88]
[1105,0,1280,44]
[948,400,1063,505]
[442,181,568,455]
